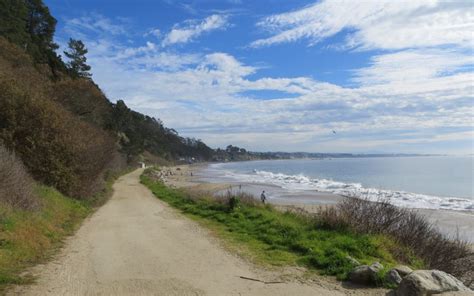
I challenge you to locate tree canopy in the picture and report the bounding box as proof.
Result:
[0,0,64,75]
[64,38,91,78]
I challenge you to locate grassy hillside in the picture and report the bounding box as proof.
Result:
[0,185,90,287]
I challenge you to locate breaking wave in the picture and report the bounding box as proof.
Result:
[218,168,474,212]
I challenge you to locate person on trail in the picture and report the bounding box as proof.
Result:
[260,190,266,204]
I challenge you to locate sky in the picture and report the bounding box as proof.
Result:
[45,0,473,154]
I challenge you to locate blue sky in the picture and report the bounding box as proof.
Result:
[45,0,473,154]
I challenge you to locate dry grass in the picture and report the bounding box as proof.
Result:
[0,145,39,210]
[316,197,471,273]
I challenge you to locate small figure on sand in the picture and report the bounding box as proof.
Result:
[260,190,266,204]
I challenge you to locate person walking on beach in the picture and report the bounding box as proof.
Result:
[260,191,266,204]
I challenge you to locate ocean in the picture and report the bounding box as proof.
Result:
[201,156,474,212]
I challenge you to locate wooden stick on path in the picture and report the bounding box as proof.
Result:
[239,276,285,284]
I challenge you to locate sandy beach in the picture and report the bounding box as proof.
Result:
[158,163,474,243]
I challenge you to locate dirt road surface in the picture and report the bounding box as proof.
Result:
[8,169,385,295]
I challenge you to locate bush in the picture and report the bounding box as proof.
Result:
[317,198,471,273]
[0,145,39,210]
[52,79,113,128]
[0,79,116,199]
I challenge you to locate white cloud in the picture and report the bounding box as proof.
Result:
[162,14,228,46]
[251,0,474,50]
[64,13,127,37]
[58,13,473,154]
[352,49,474,86]
[144,28,161,38]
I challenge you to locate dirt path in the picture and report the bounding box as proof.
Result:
[8,169,386,295]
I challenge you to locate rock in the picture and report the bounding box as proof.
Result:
[395,270,471,296]
[386,269,403,285]
[371,262,383,272]
[393,265,413,277]
[349,262,384,285]
[349,265,373,284]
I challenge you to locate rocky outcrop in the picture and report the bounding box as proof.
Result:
[395,270,471,296]
[349,262,383,285]
[393,265,413,277]
[386,269,403,285]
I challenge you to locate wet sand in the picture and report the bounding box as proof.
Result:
[159,163,474,243]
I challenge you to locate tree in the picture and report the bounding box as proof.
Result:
[64,38,91,78]
[0,0,65,76]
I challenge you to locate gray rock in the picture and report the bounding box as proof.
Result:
[349,262,384,285]
[395,270,471,296]
[349,265,373,284]
[371,262,383,272]
[386,269,403,285]
[393,265,413,277]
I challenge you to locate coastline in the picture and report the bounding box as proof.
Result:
[158,163,474,243]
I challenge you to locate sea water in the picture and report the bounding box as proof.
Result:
[203,156,474,212]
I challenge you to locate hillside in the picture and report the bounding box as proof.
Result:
[0,0,220,201]
[0,0,219,286]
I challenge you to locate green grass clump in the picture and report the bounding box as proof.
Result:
[141,173,414,282]
[0,185,91,288]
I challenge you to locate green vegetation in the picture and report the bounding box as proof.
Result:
[0,0,65,77]
[0,145,125,289]
[63,38,91,78]
[141,171,420,284]
[0,185,90,287]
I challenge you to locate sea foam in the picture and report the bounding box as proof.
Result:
[218,168,474,212]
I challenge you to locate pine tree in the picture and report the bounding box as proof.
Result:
[64,38,91,78]
[0,0,65,76]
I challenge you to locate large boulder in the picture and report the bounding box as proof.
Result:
[386,269,403,285]
[393,265,413,277]
[349,262,383,285]
[395,270,471,296]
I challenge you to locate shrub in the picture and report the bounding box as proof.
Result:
[0,79,116,200]
[52,79,113,128]
[0,145,39,210]
[316,198,471,273]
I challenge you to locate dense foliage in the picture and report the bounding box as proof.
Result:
[0,0,218,200]
[0,77,117,199]
[0,0,65,77]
